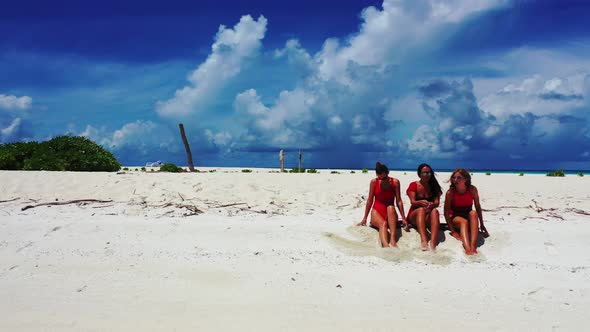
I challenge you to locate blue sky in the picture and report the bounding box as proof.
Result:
[1,0,589,170]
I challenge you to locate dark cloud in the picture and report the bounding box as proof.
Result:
[497,112,537,146]
[417,80,453,98]
[411,78,590,167]
[539,92,583,101]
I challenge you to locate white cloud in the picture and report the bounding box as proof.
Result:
[233,88,316,147]
[205,129,232,146]
[155,15,267,118]
[479,73,587,119]
[0,118,22,142]
[274,39,314,70]
[314,0,505,84]
[81,120,169,154]
[0,94,32,111]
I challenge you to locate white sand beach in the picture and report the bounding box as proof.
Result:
[1,169,589,331]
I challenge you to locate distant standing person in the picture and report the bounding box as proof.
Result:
[358,162,408,248]
[443,168,490,255]
[406,163,442,251]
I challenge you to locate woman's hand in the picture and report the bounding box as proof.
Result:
[480,224,490,238]
[357,218,367,226]
[402,218,410,232]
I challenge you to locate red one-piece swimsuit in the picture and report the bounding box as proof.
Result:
[450,188,473,219]
[373,177,395,219]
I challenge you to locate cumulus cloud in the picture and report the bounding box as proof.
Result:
[81,120,164,153]
[406,76,590,163]
[79,120,233,164]
[0,118,25,143]
[228,0,507,154]
[0,94,33,143]
[408,79,496,156]
[0,94,32,111]
[155,15,267,118]
[144,0,588,168]
[314,0,505,84]
[479,73,587,119]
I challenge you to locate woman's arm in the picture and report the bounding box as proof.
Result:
[357,179,376,226]
[394,179,407,227]
[425,195,440,213]
[443,190,455,232]
[471,186,489,237]
[408,182,429,208]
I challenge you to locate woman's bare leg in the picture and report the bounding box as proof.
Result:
[386,205,398,248]
[468,210,479,253]
[413,208,428,250]
[429,209,440,251]
[370,210,389,248]
[452,217,472,254]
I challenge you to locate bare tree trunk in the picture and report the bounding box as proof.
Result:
[298,149,302,173]
[178,123,195,172]
[279,149,284,173]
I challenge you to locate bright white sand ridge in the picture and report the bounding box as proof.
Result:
[0,169,589,331]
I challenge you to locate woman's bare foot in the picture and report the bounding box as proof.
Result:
[421,241,428,251]
[389,242,398,248]
[429,243,437,251]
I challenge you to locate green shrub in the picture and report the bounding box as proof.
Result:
[362,168,368,173]
[331,170,340,174]
[0,142,40,170]
[241,169,252,173]
[141,167,146,171]
[578,172,584,177]
[209,169,217,173]
[307,169,317,173]
[350,170,355,174]
[123,167,129,171]
[519,172,524,176]
[289,168,306,173]
[485,172,491,176]
[547,169,565,177]
[160,163,184,173]
[1,136,120,171]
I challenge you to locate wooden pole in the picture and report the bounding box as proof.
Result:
[279,149,284,173]
[178,123,195,172]
[298,149,302,173]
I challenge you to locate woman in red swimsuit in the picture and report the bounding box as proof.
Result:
[358,162,408,248]
[406,163,442,251]
[443,168,490,255]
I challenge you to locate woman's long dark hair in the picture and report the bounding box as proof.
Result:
[417,163,442,198]
[375,162,389,174]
